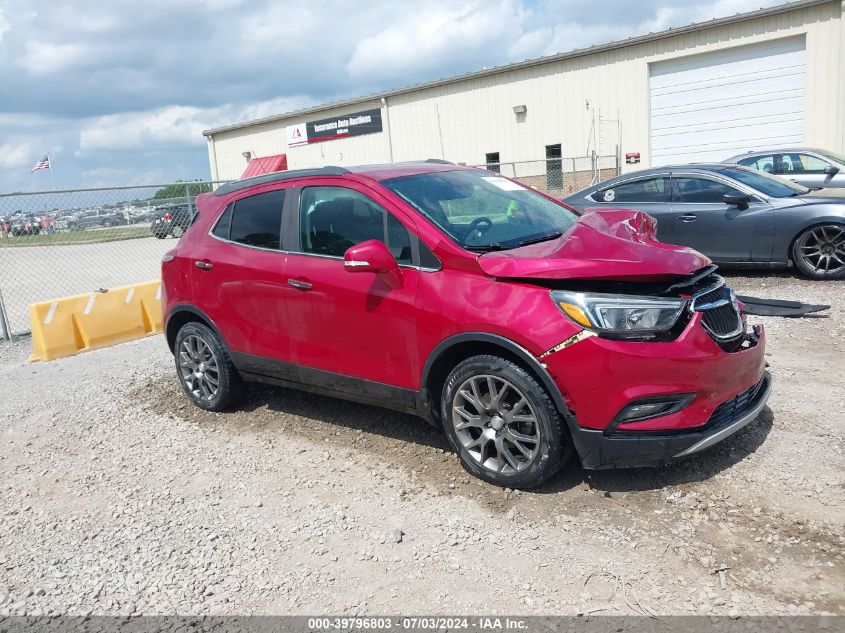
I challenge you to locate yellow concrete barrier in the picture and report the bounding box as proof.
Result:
[28,280,163,362]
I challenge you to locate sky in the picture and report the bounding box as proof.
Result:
[0,0,789,193]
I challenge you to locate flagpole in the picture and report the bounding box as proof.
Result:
[47,152,56,190]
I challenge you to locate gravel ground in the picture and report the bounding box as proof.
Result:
[0,271,842,617]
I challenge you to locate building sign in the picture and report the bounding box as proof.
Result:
[286,123,307,147]
[286,108,383,147]
[625,152,641,164]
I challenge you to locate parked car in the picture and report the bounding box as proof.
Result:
[68,210,127,230]
[724,148,845,189]
[9,213,41,236]
[564,164,845,280]
[161,162,770,489]
[152,204,192,238]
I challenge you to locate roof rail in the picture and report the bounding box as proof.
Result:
[424,159,453,164]
[213,165,349,196]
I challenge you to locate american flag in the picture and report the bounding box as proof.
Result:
[31,155,50,172]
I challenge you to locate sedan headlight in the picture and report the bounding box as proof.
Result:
[551,290,686,337]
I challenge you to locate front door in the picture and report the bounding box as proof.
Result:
[670,175,774,262]
[283,181,420,392]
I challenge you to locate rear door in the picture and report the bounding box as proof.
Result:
[669,173,774,262]
[190,185,293,366]
[582,175,675,241]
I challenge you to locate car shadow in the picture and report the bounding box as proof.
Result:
[232,382,451,452]
[227,382,774,494]
[537,406,775,494]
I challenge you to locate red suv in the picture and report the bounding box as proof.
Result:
[162,161,771,488]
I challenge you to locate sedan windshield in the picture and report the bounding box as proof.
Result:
[715,166,810,198]
[382,170,578,251]
[819,150,845,165]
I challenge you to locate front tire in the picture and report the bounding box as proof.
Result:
[441,355,572,488]
[171,225,184,238]
[792,224,845,280]
[174,322,241,411]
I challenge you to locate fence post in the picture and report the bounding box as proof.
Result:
[184,183,193,216]
[0,288,12,342]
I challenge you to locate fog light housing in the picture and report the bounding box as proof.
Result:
[611,394,695,429]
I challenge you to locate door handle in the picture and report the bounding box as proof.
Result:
[678,214,698,222]
[194,260,214,270]
[287,278,313,290]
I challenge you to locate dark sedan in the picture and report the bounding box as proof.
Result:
[563,164,845,280]
[151,204,193,239]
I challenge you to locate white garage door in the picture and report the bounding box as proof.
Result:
[649,37,805,165]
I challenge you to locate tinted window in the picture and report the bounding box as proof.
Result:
[675,177,743,203]
[229,190,285,249]
[299,186,412,264]
[737,155,777,174]
[419,241,441,270]
[211,204,232,240]
[591,177,670,203]
[714,166,809,198]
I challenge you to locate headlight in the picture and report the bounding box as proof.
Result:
[551,290,686,337]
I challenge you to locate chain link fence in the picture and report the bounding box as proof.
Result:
[0,182,220,338]
[479,155,620,195]
[0,153,618,338]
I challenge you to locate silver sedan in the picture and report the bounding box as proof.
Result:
[724,147,845,189]
[563,164,845,280]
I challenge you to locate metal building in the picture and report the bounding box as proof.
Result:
[204,0,845,187]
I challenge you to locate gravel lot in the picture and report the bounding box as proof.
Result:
[0,271,842,617]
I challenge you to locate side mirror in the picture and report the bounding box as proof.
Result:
[824,165,840,176]
[723,193,750,211]
[343,239,403,289]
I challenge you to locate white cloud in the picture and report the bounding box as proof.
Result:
[18,41,88,74]
[77,96,314,153]
[81,166,166,188]
[0,8,9,42]
[0,141,32,169]
[347,1,524,79]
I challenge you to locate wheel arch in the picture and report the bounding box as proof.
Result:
[421,333,576,428]
[787,218,845,263]
[165,305,227,354]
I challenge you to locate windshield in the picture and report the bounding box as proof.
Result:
[382,170,578,251]
[819,150,845,165]
[714,166,810,197]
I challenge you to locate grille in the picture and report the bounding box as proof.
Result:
[691,281,744,348]
[707,376,768,429]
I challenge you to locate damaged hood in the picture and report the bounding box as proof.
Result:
[478,208,711,281]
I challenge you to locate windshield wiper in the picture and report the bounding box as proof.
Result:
[463,243,507,252]
[516,232,563,247]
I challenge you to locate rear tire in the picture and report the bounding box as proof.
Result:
[171,225,184,238]
[174,322,242,412]
[792,224,845,280]
[441,355,572,488]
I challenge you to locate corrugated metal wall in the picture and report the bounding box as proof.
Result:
[207,0,843,181]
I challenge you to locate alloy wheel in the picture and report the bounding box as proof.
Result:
[451,375,541,474]
[172,225,184,238]
[178,334,220,401]
[797,225,845,275]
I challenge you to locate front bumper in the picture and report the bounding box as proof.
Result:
[571,370,772,469]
